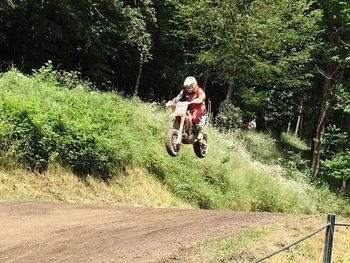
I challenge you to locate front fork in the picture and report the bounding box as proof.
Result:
[175,115,186,145]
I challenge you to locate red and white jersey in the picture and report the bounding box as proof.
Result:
[173,85,206,110]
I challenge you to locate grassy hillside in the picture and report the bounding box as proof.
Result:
[0,66,349,216]
[172,214,350,262]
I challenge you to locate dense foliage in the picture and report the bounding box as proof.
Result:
[0,1,349,195]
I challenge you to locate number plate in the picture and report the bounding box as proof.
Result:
[175,102,188,114]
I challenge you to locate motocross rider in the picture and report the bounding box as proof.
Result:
[167,76,206,134]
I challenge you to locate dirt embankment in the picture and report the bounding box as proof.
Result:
[0,201,286,263]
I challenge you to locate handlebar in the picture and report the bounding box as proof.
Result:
[166,101,190,107]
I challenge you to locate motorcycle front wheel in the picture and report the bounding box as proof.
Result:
[166,129,181,157]
[193,133,208,158]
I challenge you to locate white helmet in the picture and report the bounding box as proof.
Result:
[183,76,197,87]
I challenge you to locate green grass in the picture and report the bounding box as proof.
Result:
[174,215,350,262]
[0,67,349,216]
[280,132,309,151]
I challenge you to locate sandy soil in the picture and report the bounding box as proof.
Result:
[0,201,286,263]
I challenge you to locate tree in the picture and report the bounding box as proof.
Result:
[164,0,251,101]
[320,125,350,195]
[311,0,350,176]
[241,0,322,136]
[122,0,155,96]
[0,0,156,92]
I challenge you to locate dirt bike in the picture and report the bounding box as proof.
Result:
[165,101,209,158]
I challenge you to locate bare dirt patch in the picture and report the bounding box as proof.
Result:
[0,201,286,263]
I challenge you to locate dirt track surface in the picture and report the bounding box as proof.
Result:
[0,201,286,263]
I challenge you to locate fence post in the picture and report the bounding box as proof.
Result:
[323,213,335,263]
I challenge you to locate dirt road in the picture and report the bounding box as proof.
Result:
[0,201,286,263]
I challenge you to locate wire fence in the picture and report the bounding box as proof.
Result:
[250,214,350,263]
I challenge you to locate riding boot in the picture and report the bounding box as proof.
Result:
[193,124,203,140]
[195,124,202,133]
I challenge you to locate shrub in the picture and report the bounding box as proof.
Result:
[0,108,53,173]
[214,101,242,131]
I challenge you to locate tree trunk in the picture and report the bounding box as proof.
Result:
[338,180,347,196]
[300,110,304,138]
[201,74,208,92]
[311,66,338,177]
[312,0,345,176]
[343,112,350,133]
[134,58,143,97]
[295,100,303,137]
[226,84,234,101]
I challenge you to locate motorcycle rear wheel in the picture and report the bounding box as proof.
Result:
[193,133,208,158]
[166,129,181,157]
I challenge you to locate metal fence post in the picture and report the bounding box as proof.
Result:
[323,213,336,263]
